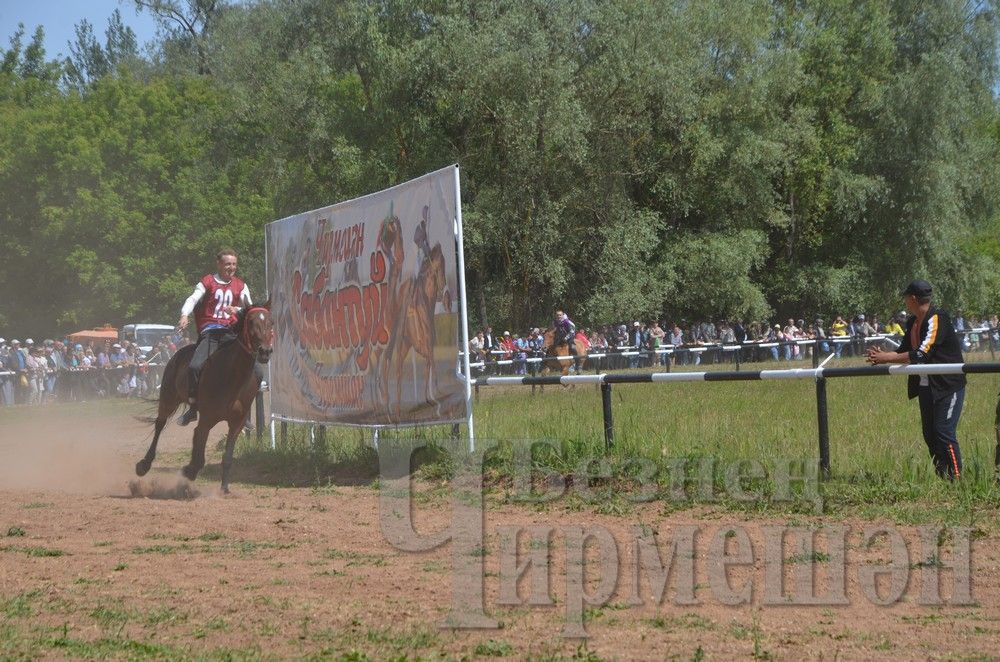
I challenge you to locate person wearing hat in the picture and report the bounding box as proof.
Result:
[867,279,966,480]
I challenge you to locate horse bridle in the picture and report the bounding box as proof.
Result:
[238,306,272,354]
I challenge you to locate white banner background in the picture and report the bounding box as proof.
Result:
[265,166,466,426]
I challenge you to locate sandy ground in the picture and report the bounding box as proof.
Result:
[1,402,1000,660]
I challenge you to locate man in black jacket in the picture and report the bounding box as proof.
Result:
[866,279,965,479]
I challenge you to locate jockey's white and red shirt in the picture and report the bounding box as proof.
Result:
[181,274,252,335]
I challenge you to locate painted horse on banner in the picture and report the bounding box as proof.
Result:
[380,244,448,420]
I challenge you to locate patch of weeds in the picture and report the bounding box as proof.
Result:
[593,494,633,517]
[474,638,514,656]
[648,612,715,631]
[787,551,831,564]
[93,541,113,547]
[132,544,187,555]
[21,502,52,509]
[572,643,604,660]
[751,615,772,660]
[583,602,629,622]
[113,563,128,571]
[231,540,295,557]
[43,630,179,657]
[198,531,225,541]
[192,617,229,639]
[912,553,944,569]
[142,606,187,627]
[364,624,439,651]
[90,605,130,627]
[1,590,40,618]
[310,483,340,496]
[6,526,25,537]
[422,560,447,572]
[324,549,387,567]
[901,613,944,625]
[0,545,67,557]
[313,569,346,578]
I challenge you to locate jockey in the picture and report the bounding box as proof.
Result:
[554,310,577,360]
[176,248,253,425]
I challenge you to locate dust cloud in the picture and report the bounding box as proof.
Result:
[0,402,197,496]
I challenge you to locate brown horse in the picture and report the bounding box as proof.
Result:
[135,305,274,494]
[541,327,589,376]
[381,244,448,420]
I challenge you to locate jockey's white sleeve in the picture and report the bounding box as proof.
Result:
[180,282,207,316]
[240,285,253,309]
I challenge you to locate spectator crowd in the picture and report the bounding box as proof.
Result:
[0,333,188,406]
[4,310,997,405]
[467,312,1000,374]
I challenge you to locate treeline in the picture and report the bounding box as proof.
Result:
[1,0,999,336]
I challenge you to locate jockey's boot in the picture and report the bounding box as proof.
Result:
[177,401,198,426]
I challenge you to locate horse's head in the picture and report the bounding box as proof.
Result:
[420,246,447,300]
[541,327,556,351]
[241,304,275,363]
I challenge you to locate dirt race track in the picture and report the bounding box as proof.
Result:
[3,402,1000,660]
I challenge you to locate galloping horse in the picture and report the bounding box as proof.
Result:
[381,244,448,420]
[541,328,589,376]
[135,305,274,494]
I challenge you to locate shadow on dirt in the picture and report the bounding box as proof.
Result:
[195,438,457,489]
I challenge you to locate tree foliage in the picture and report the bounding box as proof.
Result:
[0,0,998,337]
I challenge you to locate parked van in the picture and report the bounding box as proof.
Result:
[120,323,175,353]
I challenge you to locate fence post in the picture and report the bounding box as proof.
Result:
[280,420,288,447]
[254,390,265,442]
[601,381,614,451]
[812,339,831,478]
[994,395,1000,481]
[990,328,996,361]
[816,377,831,479]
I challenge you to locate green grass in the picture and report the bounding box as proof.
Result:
[6,356,999,531]
[219,355,1000,529]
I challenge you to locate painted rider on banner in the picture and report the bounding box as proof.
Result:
[414,205,432,278]
[554,310,578,362]
[176,249,254,425]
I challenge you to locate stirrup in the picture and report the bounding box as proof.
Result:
[177,406,198,426]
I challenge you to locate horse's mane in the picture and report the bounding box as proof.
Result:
[232,308,249,338]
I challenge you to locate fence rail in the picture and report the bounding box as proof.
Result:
[469,336,1000,477]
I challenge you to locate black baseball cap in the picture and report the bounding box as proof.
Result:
[901,279,933,297]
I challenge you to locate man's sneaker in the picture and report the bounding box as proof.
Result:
[177,407,198,426]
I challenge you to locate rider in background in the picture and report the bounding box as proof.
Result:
[176,248,253,425]
[554,310,577,364]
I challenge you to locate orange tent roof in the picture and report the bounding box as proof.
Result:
[67,326,118,343]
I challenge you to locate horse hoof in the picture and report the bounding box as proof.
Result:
[221,485,231,495]
[135,459,151,477]
[181,465,199,482]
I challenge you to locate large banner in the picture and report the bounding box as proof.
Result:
[266,166,467,427]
